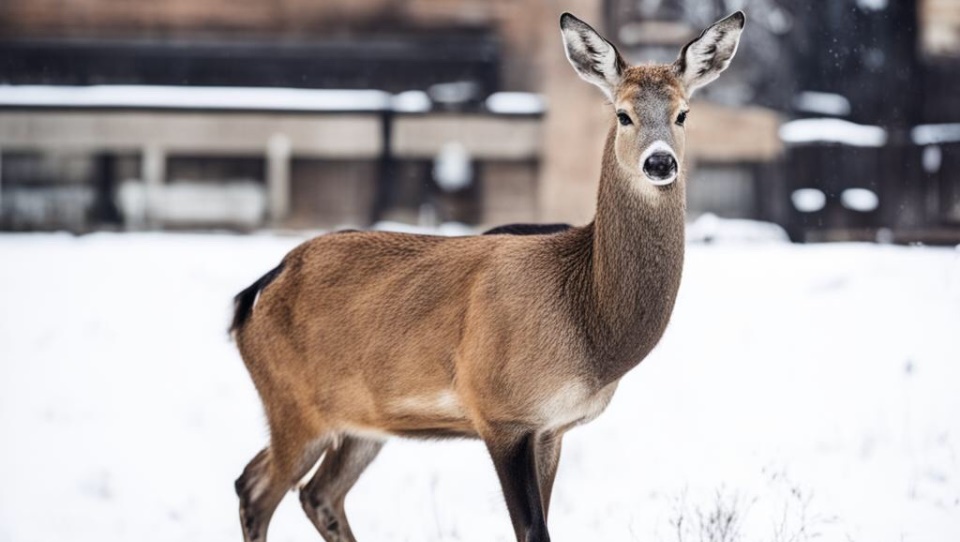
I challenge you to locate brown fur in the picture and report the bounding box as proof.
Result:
[232,11,743,542]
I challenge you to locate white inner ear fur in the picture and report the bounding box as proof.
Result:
[680,19,744,92]
[640,140,678,186]
[561,25,622,100]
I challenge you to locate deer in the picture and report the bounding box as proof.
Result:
[231,10,745,542]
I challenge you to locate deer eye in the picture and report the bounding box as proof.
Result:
[676,110,688,127]
[617,111,633,126]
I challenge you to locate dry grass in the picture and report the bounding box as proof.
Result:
[664,470,838,542]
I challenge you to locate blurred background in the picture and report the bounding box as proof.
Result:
[2,3,960,542]
[1,0,958,243]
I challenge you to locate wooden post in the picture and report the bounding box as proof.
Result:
[371,110,394,225]
[267,133,292,226]
[142,144,165,230]
[93,152,121,226]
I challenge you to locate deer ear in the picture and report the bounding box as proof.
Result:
[674,11,745,93]
[560,12,626,100]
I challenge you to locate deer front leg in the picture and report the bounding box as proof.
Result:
[535,431,563,520]
[484,427,551,542]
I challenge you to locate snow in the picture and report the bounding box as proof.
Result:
[485,92,547,115]
[0,85,548,116]
[923,145,944,174]
[686,213,790,244]
[793,91,851,117]
[1,233,959,542]
[391,90,432,113]
[427,81,480,106]
[912,124,960,146]
[779,118,887,147]
[116,181,266,228]
[857,0,889,11]
[791,188,827,213]
[0,85,392,112]
[1,186,95,229]
[840,188,880,213]
[371,221,475,237]
[433,143,474,193]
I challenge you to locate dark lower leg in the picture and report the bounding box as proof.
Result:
[300,437,384,542]
[485,429,551,542]
[236,441,325,542]
[535,432,563,520]
[236,449,286,542]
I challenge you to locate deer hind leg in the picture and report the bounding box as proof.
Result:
[299,436,384,542]
[484,426,551,542]
[236,433,330,542]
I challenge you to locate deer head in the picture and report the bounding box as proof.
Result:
[561,11,745,187]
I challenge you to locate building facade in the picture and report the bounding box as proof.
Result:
[1,0,957,242]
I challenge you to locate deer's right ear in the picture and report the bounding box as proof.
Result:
[560,12,626,100]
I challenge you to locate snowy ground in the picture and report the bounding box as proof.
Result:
[1,231,959,542]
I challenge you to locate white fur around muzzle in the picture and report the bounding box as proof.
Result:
[639,140,678,186]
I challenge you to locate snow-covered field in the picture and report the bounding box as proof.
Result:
[1,232,958,542]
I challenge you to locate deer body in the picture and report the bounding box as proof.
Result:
[233,12,743,542]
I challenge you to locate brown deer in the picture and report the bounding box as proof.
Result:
[231,11,745,542]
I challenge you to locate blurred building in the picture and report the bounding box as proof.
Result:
[0,0,555,231]
[0,0,958,242]
[775,0,960,242]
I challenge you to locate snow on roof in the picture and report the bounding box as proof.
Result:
[391,90,432,113]
[0,85,393,112]
[857,0,888,10]
[792,91,851,117]
[485,92,546,115]
[911,124,960,145]
[0,85,550,116]
[779,118,887,147]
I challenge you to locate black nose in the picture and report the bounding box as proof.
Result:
[643,152,677,180]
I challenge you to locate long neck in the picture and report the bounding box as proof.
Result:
[581,125,687,383]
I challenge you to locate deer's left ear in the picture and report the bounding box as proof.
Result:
[674,11,745,93]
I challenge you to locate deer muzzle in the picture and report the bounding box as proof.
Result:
[640,141,678,186]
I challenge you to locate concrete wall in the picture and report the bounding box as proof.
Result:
[480,161,539,227]
[288,160,377,229]
[922,0,960,56]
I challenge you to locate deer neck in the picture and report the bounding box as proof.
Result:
[583,125,686,383]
